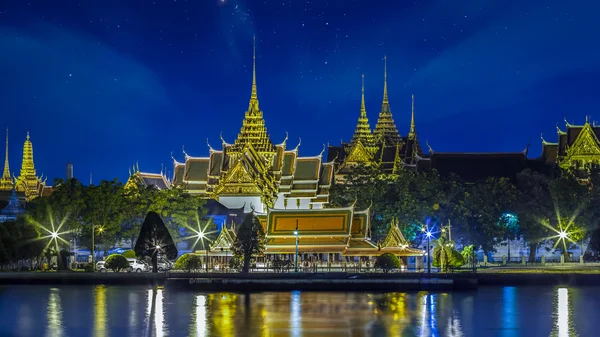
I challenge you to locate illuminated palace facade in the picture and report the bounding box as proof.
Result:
[0,129,48,205]
[128,46,424,262]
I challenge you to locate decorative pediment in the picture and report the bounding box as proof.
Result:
[345,141,373,164]
[214,160,262,195]
[381,218,409,248]
[566,123,600,157]
[211,226,235,250]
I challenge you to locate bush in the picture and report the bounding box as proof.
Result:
[122,250,136,259]
[105,254,130,272]
[375,253,401,273]
[174,253,202,272]
[83,263,94,272]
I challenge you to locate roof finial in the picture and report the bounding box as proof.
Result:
[249,35,259,111]
[586,115,590,124]
[26,131,30,141]
[409,94,416,138]
[382,55,389,105]
[360,74,367,118]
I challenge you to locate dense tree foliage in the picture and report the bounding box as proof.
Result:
[330,163,599,260]
[231,212,265,273]
[22,178,205,265]
[104,254,130,272]
[374,252,401,273]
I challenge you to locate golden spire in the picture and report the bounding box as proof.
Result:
[248,35,259,112]
[360,74,367,118]
[0,128,12,191]
[382,55,389,105]
[15,131,43,200]
[231,36,275,156]
[373,56,401,145]
[350,74,375,149]
[409,94,416,139]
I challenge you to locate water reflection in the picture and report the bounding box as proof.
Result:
[551,287,577,337]
[45,288,64,337]
[94,285,107,337]
[502,286,518,337]
[0,285,596,336]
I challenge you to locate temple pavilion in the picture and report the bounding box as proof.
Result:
[127,40,424,265]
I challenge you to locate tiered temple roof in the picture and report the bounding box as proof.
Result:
[327,57,424,180]
[134,38,335,212]
[541,117,600,169]
[13,132,46,201]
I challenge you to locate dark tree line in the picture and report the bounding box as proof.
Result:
[330,164,600,261]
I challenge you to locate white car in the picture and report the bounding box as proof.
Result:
[127,259,149,273]
[96,261,107,273]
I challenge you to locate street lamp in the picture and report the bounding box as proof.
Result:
[91,226,104,272]
[294,220,299,273]
[198,231,209,273]
[422,227,432,274]
[51,232,58,239]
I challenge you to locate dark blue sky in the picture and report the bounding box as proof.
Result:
[1,0,599,184]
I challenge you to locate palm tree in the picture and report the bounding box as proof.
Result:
[432,233,462,272]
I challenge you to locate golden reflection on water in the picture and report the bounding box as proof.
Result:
[207,293,237,337]
[551,288,577,337]
[45,288,64,337]
[94,285,107,337]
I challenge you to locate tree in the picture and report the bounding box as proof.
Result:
[514,169,554,262]
[81,179,127,252]
[374,253,400,273]
[104,254,130,272]
[432,233,464,272]
[231,212,265,273]
[134,211,178,273]
[122,250,136,259]
[148,186,206,242]
[460,244,475,267]
[174,253,201,272]
[460,177,517,256]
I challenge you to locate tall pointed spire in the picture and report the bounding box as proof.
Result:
[374,56,402,145]
[231,36,275,156]
[248,35,259,112]
[360,74,367,118]
[409,94,416,138]
[382,55,389,106]
[350,74,375,149]
[0,128,12,191]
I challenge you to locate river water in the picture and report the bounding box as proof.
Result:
[0,285,597,336]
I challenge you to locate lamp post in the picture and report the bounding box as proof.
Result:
[294,220,299,273]
[198,232,209,273]
[91,225,104,272]
[422,227,432,274]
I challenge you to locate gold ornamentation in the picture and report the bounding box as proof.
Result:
[0,128,12,191]
[560,121,600,169]
[15,132,44,200]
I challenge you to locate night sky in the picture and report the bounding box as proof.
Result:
[1,1,599,184]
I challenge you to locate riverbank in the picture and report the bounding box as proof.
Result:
[0,271,598,290]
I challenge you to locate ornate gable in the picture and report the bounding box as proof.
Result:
[215,160,262,195]
[561,121,600,168]
[345,141,373,164]
[381,218,409,248]
[211,226,235,250]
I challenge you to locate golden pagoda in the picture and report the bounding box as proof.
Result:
[165,37,333,213]
[15,132,46,201]
[0,129,13,191]
[327,57,424,181]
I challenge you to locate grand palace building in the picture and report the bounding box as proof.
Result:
[124,42,600,263]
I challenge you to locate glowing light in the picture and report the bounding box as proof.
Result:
[156,245,161,250]
[557,288,568,337]
[51,232,58,239]
[426,231,432,238]
[293,231,298,235]
[559,231,568,239]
